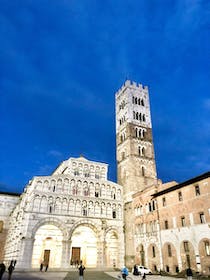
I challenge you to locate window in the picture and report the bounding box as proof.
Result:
[74,170,79,176]
[152,246,156,258]
[95,192,99,197]
[49,205,53,213]
[181,216,186,227]
[204,241,210,256]
[165,220,169,229]
[184,241,189,252]
[166,265,170,272]
[195,185,200,196]
[199,212,206,224]
[162,197,166,207]
[112,210,116,219]
[95,174,100,179]
[168,244,172,257]
[0,221,3,233]
[178,191,183,201]
[141,166,145,177]
[83,208,87,216]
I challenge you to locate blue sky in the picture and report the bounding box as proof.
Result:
[0,0,209,193]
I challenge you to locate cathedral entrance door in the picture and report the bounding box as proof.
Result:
[44,249,50,265]
[71,247,80,266]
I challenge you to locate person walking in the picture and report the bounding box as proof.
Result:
[40,262,43,271]
[8,262,15,280]
[0,262,6,280]
[186,267,193,280]
[78,260,85,280]
[121,265,129,280]
[142,272,146,280]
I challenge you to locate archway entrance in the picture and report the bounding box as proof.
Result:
[106,230,118,267]
[71,225,97,267]
[32,224,63,268]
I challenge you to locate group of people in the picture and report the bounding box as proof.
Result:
[0,260,16,280]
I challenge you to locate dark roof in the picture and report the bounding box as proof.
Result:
[152,171,210,198]
[0,190,21,197]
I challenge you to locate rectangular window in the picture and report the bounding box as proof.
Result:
[0,221,3,233]
[162,197,166,207]
[204,241,210,256]
[184,241,189,252]
[168,244,172,257]
[165,220,169,229]
[195,185,200,196]
[200,212,206,224]
[152,246,156,258]
[181,216,186,227]
[178,191,183,201]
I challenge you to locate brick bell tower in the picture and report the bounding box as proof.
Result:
[115,80,157,266]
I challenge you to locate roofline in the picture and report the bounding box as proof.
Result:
[152,171,210,198]
[0,190,21,196]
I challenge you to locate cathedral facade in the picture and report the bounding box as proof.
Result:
[0,80,209,275]
[0,156,124,270]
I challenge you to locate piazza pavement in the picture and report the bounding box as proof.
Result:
[1,269,187,280]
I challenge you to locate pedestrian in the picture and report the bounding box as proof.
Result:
[8,262,15,280]
[186,267,193,280]
[45,263,49,272]
[133,264,139,275]
[40,262,43,271]
[78,260,85,280]
[142,272,146,280]
[121,265,129,280]
[0,262,6,280]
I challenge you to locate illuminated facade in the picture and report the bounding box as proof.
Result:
[0,156,124,270]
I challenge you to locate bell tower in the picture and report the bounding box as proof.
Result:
[115,80,157,265]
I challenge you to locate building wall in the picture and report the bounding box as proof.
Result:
[157,175,210,275]
[132,174,210,276]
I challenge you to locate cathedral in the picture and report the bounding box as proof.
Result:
[0,80,209,275]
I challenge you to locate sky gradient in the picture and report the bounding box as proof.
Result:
[0,0,210,193]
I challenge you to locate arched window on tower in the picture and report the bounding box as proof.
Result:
[132,96,135,104]
[135,128,138,138]
[138,98,141,105]
[136,112,139,120]
[141,99,144,106]
[135,97,138,104]
[142,147,145,156]
[133,111,135,119]
[142,114,146,122]
[139,113,142,121]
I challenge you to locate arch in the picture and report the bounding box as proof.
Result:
[147,243,160,272]
[180,240,196,270]
[198,238,210,274]
[70,223,98,267]
[162,242,178,274]
[105,228,119,267]
[31,223,64,268]
[31,217,68,239]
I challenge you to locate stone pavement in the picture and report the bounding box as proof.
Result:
[1,270,186,280]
